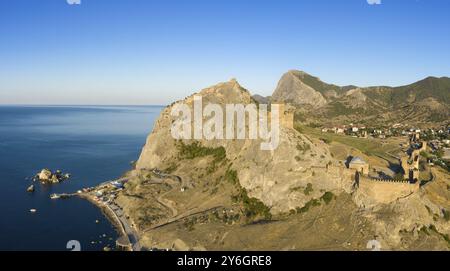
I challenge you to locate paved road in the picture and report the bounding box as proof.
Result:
[106,201,141,251]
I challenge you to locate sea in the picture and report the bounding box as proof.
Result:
[0,105,163,251]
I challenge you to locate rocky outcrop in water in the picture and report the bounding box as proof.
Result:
[35,169,71,184]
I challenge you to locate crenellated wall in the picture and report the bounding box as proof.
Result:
[323,162,420,207]
[354,175,420,207]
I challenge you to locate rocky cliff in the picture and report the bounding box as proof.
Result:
[271,70,328,108]
[135,79,352,213]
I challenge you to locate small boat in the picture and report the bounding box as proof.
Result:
[50,194,60,199]
[30,209,37,213]
[27,184,35,193]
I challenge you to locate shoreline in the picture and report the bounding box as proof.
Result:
[76,192,141,251]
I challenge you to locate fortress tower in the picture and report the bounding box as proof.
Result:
[420,141,427,152]
[271,103,294,129]
[410,132,420,143]
[401,150,420,182]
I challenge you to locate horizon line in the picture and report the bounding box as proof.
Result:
[0,104,167,107]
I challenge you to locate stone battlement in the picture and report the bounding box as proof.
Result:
[325,164,420,206]
[364,177,413,184]
[355,175,420,206]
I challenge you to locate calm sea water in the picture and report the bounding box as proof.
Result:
[0,105,162,251]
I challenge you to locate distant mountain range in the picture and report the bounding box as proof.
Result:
[257,70,450,126]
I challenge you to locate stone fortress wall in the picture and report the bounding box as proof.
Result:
[323,152,421,206]
[356,175,420,206]
[350,143,425,206]
[300,155,420,205]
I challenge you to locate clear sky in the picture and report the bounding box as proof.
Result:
[1,0,449,105]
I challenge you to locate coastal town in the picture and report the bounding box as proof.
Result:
[49,177,141,251]
[49,168,186,251]
[319,123,450,171]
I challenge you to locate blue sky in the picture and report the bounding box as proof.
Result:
[0,0,449,105]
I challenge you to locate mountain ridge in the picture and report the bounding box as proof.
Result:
[261,70,450,125]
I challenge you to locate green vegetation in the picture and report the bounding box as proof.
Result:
[419,226,430,235]
[294,191,335,214]
[208,210,240,224]
[428,112,447,122]
[164,163,178,173]
[325,101,367,117]
[307,122,322,128]
[183,217,197,231]
[443,234,450,247]
[210,186,219,195]
[296,142,311,154]
[320,137,332,144]
[224,168,238,185]
[393,173,405,181]
[178,141,226,162]
[222,212,241,225]
[225,164,272,222]
[294,111,306,122]
[443,209,450,222]
[177,141,227,173]
[304,183,313,195]
[320,191,335,205]
[296,198,321,213]
[232,188,272,221]
[293,71,347,95]
[393,76,450,106]
[290,184,313,195]
[420,151,430,159]
[297,125,400,161]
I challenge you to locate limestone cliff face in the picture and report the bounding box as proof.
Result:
[271,70,327,108]
[135,79,351,213]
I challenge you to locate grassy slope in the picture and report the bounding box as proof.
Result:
[392,76,450,105]
[296,124,401,162]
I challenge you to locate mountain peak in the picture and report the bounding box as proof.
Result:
[272,70,327,108]
[287,69,313,78]
[228,78,243,89]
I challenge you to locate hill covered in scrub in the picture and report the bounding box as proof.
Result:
[268,70,450,126]
[111,78,450,251]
